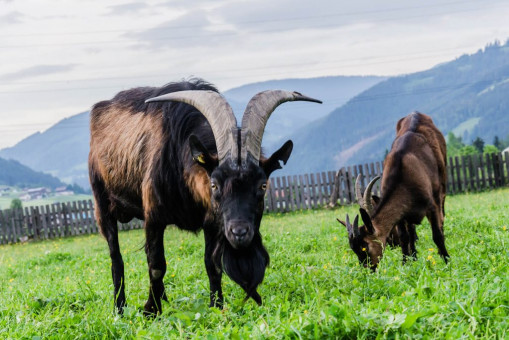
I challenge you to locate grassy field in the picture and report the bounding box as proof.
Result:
[0,189,508,338]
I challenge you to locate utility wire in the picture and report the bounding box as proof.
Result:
[1,2,507,49]
[0,77,504,134]
[0,0,485,39]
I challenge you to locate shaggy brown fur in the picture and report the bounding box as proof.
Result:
[351,112,449,269]
[89,79,294,315]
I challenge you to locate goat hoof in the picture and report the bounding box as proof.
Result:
[143,301,161,318]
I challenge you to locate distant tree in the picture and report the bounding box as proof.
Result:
[472,137,485,154]
[483,144,499,154]
[446,132,464,157]
[66,183,86,195]
[10,198,22,210]
[493,136,502,150]
[502,134,509,150]
[460,145,478,156]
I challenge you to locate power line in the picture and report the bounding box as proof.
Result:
[0,45,474,87]
[0,47,484,95]
[1,2,507,49]
[0,77,503,134]
[0,0,484,39]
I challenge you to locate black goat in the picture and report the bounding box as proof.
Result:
[88,78,321,314]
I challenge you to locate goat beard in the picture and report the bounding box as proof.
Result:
[214,233,269,305]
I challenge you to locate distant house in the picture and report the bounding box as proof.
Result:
[0,186,10,196]
[55,186,74,196]
[503,146,509,154]
[19,193,31,201]
[25,187,50,200]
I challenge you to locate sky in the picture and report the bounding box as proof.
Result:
[1,0,509,148]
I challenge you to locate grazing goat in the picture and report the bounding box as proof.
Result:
[337,188,417,262]
[338,112,449,270]
[89,79,321,314]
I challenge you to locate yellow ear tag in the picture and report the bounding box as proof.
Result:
[196,154,206,164]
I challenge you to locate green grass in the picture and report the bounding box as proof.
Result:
[1,189,508,339]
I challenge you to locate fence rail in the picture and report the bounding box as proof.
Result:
[266,151,509,213]
[0,200,142,245]
[1,152,508,245]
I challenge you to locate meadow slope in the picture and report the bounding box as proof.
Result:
[0,189,508,338]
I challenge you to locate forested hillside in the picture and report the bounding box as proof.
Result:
[0,76,383,188]
[0,157,64,188]
[282,42,509,174]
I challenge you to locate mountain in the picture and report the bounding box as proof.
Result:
[281,41,509,175]
[223,76,385,150]
[0,76,384,188]
[0,112,90,189]
[0,157,64,188]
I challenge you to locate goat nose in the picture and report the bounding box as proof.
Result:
[232,226,248,237]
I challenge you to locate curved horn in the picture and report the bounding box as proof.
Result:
[240,90,322,165]
[355,174,364,208]
[363,176,380,216]
[345,214,360,238]
[146,90,238,164]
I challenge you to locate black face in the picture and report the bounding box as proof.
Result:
[337,216,370,266]
[210,162,267,249]
[190,135,293,249]
[349,228,370,266]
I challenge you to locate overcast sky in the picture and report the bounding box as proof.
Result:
[1,0,509,148]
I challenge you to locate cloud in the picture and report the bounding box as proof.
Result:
[0,64,78,82]
[0,11,24,25]
[214,0,507,33]
[125,9,232,49]
[105,2,149,16]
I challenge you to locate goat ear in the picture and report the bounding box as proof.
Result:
[359,208,375,234]
[261,140,293,177]
[189,135,218,174]
[336,218,347,227]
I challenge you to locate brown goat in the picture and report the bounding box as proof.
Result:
[340,112,449,269]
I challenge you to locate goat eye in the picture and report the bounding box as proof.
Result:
[260,183,267,190]
[211,183,218,190]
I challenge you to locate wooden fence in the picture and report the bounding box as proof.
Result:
[0,200,142,245]
[265,151,509,213]
[1,152,508,245]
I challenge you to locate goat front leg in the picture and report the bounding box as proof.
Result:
[204,227,223,308]
[143,222,167,316]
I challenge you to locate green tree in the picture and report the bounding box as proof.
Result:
[446,132,464,157]
[10,198,22,210]
[460,145,478,156]
[493,136,502,150]
[472,137,485,153]
[66,183,87,194]
[483,144,499,154]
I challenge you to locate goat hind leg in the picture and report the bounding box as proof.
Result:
[427,207,450,263]
[91,175,126,313]
[97,212,126,313]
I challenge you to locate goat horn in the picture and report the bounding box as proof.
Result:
[353,215,360,238]
[363,176,380,216]
[146,90,238,165]
[240,90,322,165]
[355,174,364,208]
[345,214,353,238]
